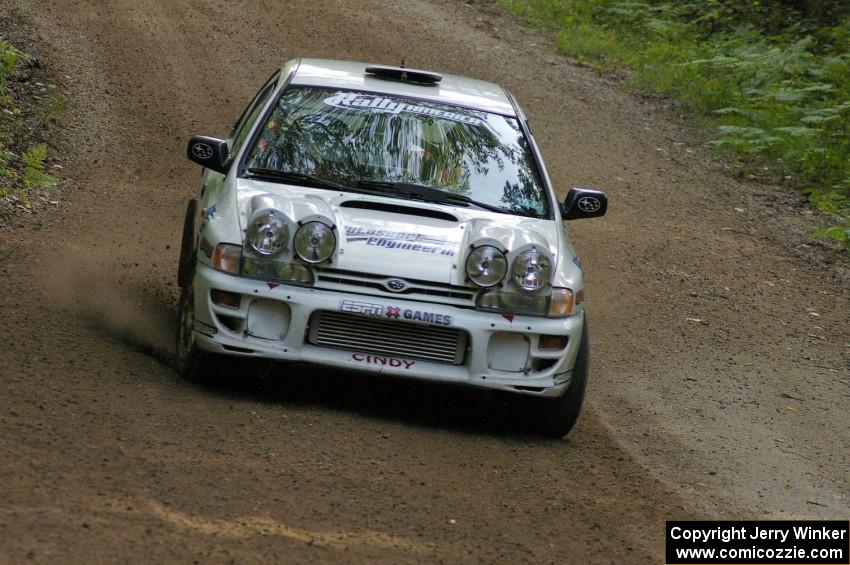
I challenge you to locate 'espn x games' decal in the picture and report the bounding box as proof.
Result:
[339,300,453,326]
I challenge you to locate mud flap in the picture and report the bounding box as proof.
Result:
[177,199,197,288]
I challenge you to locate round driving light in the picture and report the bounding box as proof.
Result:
[247,211,289,256]
[294,221,335,263]
[511,248,552,291]
[465,245,507,287]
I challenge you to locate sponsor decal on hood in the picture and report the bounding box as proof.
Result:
[344,226,455,256]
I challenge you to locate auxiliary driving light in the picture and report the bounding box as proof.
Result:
[294,221,335,263]
[247,210,289,256]
[511,248,551,291]
[466,245,507,287]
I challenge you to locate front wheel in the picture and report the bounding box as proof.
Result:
[176,267,218,383]
[518,317,590,438]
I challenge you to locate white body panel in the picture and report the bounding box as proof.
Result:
[293,59,517,116]
[193,263,583,397]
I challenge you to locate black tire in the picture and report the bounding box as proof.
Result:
[175,265,218,383]
[519,317,590,438]
[177,199,197,288]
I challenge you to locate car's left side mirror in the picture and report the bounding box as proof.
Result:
[187,135,229,174]
[560,187,608,220]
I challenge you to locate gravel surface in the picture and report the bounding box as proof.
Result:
[1,0,848,562]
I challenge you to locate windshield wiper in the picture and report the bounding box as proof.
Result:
[353,180,513,215]
[244,172,529,217]
[245,168,346,190]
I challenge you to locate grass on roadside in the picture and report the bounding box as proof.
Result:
[501,0,850,253]
[0,37,57,199]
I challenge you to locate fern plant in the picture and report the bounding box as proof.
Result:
[21,144,57,189]
[0,40,23,97]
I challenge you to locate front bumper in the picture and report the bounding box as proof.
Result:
[193,263,584,397]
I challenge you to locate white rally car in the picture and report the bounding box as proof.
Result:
[177,59,607,436]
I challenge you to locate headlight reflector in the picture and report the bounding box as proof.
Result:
[465,245,507,287]
[294,221,335,264]
[247,211,289,256]
[511,248,551,291]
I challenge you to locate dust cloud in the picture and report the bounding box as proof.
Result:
[41,250,176,366]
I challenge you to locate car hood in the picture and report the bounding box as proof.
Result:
[237,180,562,286]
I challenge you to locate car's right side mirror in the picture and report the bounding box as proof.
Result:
[187,135,229,174]
[560,187,608,220]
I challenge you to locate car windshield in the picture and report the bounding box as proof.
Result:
[243,87,550,218]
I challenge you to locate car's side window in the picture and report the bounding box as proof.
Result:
[229,73,279,157]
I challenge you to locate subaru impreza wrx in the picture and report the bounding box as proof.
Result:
[177,59,607,436]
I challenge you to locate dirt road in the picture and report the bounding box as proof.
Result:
[1,0,848,562]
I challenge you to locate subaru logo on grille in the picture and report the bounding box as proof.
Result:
[385,278,407,292]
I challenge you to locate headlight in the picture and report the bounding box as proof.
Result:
[476,287,574,318]
[511,248,551,291]
[465,245,507,287]
[294,221,335,264]
[477,290,547,316]
[247,210,289,256]
[241,255,313,286]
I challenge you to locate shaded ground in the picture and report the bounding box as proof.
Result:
[0,0,848,562]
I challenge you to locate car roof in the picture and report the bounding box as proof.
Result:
[288,58,517,117]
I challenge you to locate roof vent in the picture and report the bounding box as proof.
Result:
[365,65,442,85]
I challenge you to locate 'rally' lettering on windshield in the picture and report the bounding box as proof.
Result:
[324,92,485,126]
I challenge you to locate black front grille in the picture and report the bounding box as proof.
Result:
[308,311,468,364]
[313,268,477,305]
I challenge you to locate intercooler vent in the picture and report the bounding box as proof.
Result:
[308,311,467,365]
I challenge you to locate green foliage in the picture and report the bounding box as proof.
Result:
[0,149,12,193]
[0,39,23,91]
[0,43,18,72]
[0,39,17,184]
[502,0,850,252]
[0,148,11,170]
[21,143,56,189]
[0,34,61,200]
